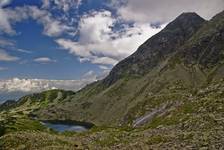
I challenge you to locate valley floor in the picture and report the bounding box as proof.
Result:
[1,80,224,149]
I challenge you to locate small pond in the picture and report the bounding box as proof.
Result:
[41,120,94,133]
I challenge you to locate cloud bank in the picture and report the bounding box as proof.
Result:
[0,78,93,93]
[112,0,224,23]
[0,78,92,102]
[0,70,109,102]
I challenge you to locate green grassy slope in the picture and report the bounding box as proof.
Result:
[1,84,224,149]
[0,89,75,136]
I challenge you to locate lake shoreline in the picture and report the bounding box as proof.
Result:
[39,119,95,132]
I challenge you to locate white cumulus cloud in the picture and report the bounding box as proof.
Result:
[111,0,224,23]
[0,0,12,7]
[0,6,29,34]
[27,6,74,37]
[0,5,75,37]
[56,10,165,66]
[0,49,19,61]
[34,57,56,64]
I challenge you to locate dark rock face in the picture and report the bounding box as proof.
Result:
[181,11,224,67]
[103,13,206,86]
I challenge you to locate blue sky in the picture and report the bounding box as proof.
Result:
[0,0,223,80]
[0,0,111,80]
[0,0,223,101]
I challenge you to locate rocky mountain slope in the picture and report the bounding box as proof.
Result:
[29,10,224,127]
[0,11,224,149]
[103,12,206,86]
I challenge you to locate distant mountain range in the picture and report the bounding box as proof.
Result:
[0,75,100,102]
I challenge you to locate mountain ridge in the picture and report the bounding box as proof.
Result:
[103,12,206,86]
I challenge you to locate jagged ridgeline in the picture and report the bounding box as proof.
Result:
[22,10,224,127]
[0,11,224,149]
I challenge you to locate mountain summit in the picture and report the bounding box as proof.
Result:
[180,10,224,67]
[103,12,206,86]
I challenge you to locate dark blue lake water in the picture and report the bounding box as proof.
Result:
[42,122,88,133]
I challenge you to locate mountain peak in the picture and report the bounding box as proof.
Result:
[103,12,206,86]
[164,12,205,34]
[178,12,202,18]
